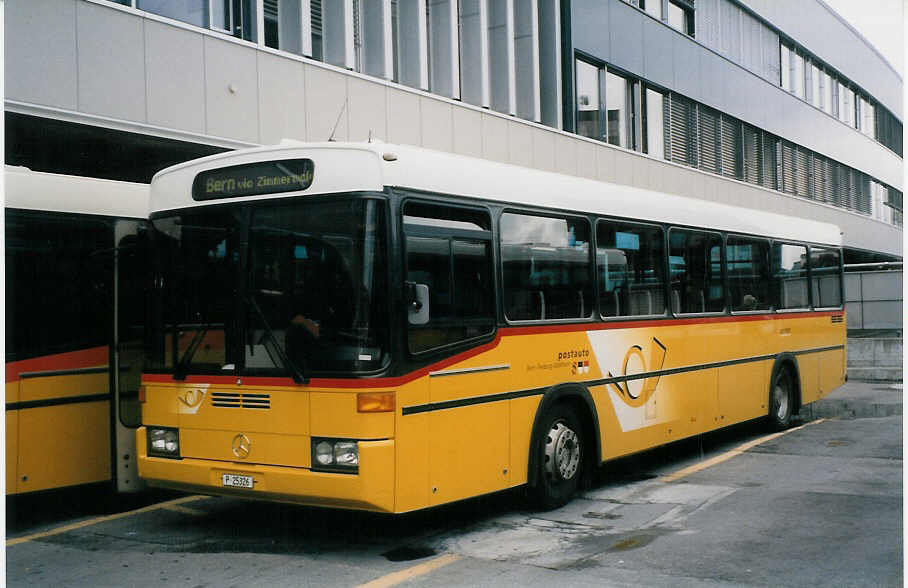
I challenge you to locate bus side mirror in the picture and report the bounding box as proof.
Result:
[406,281,430,325]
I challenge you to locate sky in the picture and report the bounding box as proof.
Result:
[822,0,905,76]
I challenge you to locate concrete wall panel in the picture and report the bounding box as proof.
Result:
[860,272,904,302]
[6,0,78,110]
[257,53,307,145]
[596,146,616,183]
[146,22,205,134]
[304,64,349,142]
[77,2,146,122]
[845,302,862,329]
[844,274,862,303]
[420,97,453,152]
[480,113,510,163]
[571,0,611,62]
[699,51,730,114]
[386,87,422,146]
[452,107,483,158]
[532,129,556,173]
[641,15,674,90]
[507,121,534,168]
[555,134,579,176]
[576,141,598,180]
[204,37,259,142]
[861,301,903,330]
[347,77,388,143]
[671,32,701,99]
[612,149,635,187]
[608,1,643,75]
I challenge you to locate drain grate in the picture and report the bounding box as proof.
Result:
[382,546,437,562]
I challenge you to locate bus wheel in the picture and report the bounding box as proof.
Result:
[769,366,794,430]
[534,404,583,510]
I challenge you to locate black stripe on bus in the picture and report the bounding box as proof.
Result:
[6,393,111,412]
[400,345,844,416]
[18,366,110,379]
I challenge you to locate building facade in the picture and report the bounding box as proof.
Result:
[5,0,903,260]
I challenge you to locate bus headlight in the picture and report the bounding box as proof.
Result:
[311,438,359,473]
[147,427,181,459]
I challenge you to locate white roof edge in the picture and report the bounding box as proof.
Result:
[5,167,150,218]
[150,141,843,247]
[380,143,843,247]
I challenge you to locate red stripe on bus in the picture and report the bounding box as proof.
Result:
[6,346,109,383]
[141,311,841,390]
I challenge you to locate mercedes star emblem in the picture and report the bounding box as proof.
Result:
[231,433,251,459]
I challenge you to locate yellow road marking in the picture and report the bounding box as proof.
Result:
[6,495,207,547]
[356,554,461,588]
[659,419,826,483]
[161,504,206,516]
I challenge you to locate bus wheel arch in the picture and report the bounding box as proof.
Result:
[527,385,601,509]
[769,355,801,429]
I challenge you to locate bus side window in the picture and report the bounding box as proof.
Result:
[501,212,592,321]
[403,202,495,354]
[727,236,771,312]
[596,219,666,318]
[669,228,725,314]
[809,246,842,308]
[772,243,809,309]
[6,210,112,362]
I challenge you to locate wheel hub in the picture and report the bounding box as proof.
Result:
[544,421,580,481]
[773,383,789,420]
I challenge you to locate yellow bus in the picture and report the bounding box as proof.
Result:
[6,167,149,496]
[138,142,845,512]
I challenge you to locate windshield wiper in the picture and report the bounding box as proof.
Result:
[173,319,212,381]
[246,294,309,385]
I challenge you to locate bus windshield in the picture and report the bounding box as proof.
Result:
[147,196,389,377]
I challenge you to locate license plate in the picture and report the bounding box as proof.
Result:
[221,473,254,489]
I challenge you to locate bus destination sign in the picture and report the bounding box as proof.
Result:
[192,158,315,201]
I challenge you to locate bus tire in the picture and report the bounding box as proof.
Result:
[533,403,583,510]
[769,365,794,430]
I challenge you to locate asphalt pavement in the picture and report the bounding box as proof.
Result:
[5,379,903,588]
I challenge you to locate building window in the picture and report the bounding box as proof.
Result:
[644,87,666,159]
[204,0,257,41]
[838,82,855,126]
[780,43,791,90]
[859,97,875,138]
[606,70,634,149]
[809,62,822,109]
[575,58,603,141]
[264,0,279,48]
[792,51,805,99]
[698,105,721,175]
[138,0,207,28]
[622,0,664,20]
[666,93,697,167]
[643,0,664,20]
[668,1,694,36]
[822,70,833,115]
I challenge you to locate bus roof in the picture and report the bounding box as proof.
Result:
[5,166,150,219]
[150,142,842,246]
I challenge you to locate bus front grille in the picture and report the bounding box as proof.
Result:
[210,392,271,410]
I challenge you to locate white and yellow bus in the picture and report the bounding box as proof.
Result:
[6,167,149,496]
[138,142,845,512]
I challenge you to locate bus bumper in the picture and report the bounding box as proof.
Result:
[137,431,396,513]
